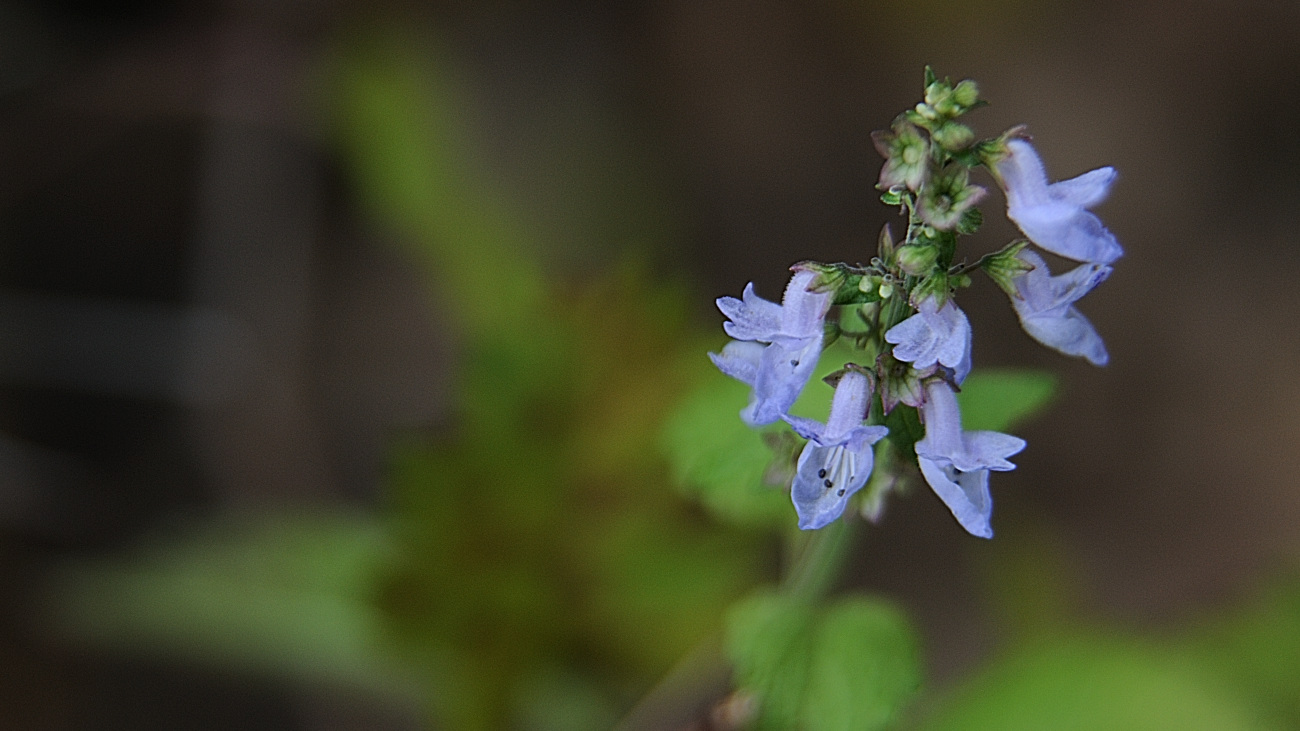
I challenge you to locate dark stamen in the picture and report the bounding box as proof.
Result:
[817,469,827,478]
[824,479,834,489]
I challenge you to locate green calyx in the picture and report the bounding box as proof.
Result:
[979,241,1035,297]
[917,165,987,230]
[873,122,930,191]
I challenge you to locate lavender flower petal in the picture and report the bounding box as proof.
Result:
[884,298,971,371]
[713,269,832,426]
[717,283,785,342]
[783,371,889,530]
[918,457,994,539]
[997,139,1123,265]
[1011,250,1111,366]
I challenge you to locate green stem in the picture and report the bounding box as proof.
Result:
[781,519,856,601]
[949,250,996,277]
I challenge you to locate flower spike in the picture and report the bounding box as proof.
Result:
[705,71,1116,539]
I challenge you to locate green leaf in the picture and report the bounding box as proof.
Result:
[956,369,1058,432]
[921,635,1276,731]
[660,371,790,528]
[804,598,921,731]
[726,592,921,731]
[1187,578,1300,725]
[46,513,417,699]
[727,591,818,729]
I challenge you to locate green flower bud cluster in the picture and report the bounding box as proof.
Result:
[862,67,1032,309]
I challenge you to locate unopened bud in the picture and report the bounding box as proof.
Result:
[896,244,939,277]
[924,81,952,110]
[953,79,979,108]
[932,122,974,151]
[877,224,896,262]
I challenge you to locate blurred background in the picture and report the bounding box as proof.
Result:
[1,0,1300,729]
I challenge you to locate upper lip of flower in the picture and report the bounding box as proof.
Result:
[716,270,830,348]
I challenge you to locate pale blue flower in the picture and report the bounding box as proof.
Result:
[997,139,1122,265]
[884,297,972,381]
[711,269,831,426]
[783,371,889,530]
[1009,250,1111,366]
[915,380,1025,538]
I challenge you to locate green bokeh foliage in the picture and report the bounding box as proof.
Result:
[332,30,768,730]
[727,590,920,731]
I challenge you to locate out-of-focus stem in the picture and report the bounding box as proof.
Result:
[781,519,855,602]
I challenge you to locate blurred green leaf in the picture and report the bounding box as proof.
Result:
[46,513,416,700]
[727,591,817,729]
[510,666,622,731]
[331,29,777,730]
[727,591,920,730]
[1187,578,1300,726]
[956,369,1057,432]
[660,371,791,528]
[921,635,1278,731]
[804,598,920,731]
[330,33,544,332]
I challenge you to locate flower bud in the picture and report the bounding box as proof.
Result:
[877,224,896,262]
[952,79,979,108]
[896,244,939,277]
[932,121,974,151]
[924,81,952,111]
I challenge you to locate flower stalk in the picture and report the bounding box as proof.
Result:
[710,66,1121,540]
